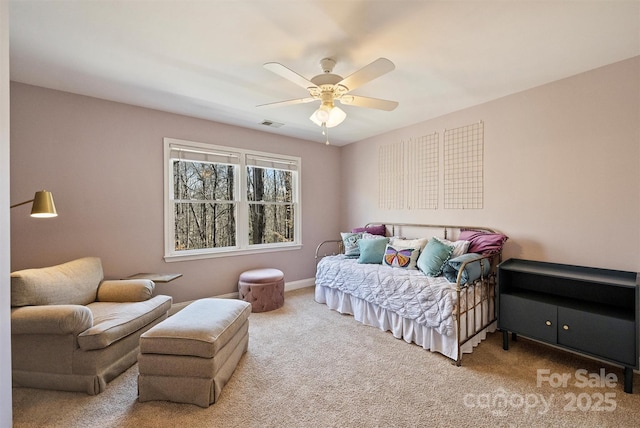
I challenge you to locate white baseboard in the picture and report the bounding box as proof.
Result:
[168,277,315,316]
[285,277,315,291]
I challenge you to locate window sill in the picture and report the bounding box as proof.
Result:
[164,244,303,262]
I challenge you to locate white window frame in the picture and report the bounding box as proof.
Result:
[164,138,302,261]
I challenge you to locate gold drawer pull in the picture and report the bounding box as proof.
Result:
[563,325,569,330]
[545,320,552,326]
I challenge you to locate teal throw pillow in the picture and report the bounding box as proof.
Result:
[358,237,390,264]
[442,253,491,285]
[417,237,454,276]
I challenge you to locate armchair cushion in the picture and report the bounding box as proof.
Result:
[78,296,172,351]
[11,305,93,335]
[11,257,103,307]
[97,279,154,302]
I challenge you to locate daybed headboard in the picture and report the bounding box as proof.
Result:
[363,222,498,241]
[315,222,505,260]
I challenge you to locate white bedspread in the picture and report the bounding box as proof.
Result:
[315,255,457,336]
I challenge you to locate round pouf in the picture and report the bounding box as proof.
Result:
[238,268,285,313]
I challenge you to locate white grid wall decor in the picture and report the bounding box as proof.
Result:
[443,121,484,209]
[378,133,439,210]
[378,141,404,209]
[378,121,484,211]
[406,133,439,210]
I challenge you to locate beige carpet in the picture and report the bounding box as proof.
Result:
[12,286,640,427]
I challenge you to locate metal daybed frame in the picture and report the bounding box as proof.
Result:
[314,223,502,365]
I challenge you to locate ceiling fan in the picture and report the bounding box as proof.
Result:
[258,57,399,133]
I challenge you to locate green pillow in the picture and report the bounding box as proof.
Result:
[417,237,454,276]
[358,237,390,264]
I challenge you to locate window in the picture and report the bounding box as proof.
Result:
[164,138,301,260]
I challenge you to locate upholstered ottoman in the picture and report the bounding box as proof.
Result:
[137,298,251,408]
[238,268,285,313]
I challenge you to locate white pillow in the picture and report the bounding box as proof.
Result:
[361,232,383,240]
[435,237,470,257]
[389,237,429,251]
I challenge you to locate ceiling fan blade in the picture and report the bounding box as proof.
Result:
[257,97,317,108]
[337,58,395,92]
[339,95,398,111]
[264,62,318,90]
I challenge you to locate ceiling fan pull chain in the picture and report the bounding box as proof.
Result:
[324,123,330,145]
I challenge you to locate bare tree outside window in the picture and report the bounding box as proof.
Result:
[247,166,294,244]
[165,138,300,259]
[173,160,236,251]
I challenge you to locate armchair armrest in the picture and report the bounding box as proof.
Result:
[11,305,93,335]
[97,279,154,302]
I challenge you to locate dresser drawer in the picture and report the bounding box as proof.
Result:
[499,294,557,343]
[558,307,636,366]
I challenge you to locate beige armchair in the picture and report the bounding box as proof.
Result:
[10,257,172,395]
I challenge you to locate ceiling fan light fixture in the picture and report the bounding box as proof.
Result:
[315,104,331,122]
[310,104,346,128]
[326,105,346,127]
[309,111,322,127]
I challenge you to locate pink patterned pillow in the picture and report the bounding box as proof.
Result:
[352,224,386,236]
[458,230,508,255]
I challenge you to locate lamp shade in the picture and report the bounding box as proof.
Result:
[30,191,57,218]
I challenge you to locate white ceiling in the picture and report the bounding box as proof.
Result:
[8,0,640,146]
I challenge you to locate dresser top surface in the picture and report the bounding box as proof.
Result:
[499,258,638,288]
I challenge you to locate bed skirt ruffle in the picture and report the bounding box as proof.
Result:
[314,284,496,362]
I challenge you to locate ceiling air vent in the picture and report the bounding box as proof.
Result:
[260,120,284,128]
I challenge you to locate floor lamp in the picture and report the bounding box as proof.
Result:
[10,190,57,218]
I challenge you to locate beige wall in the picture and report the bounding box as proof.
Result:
[341,57,640,272]
[10,83,341,303]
